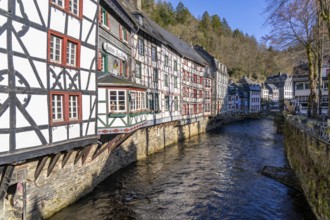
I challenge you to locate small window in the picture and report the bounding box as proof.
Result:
[66,41,77,67]
[174,60,178,71]
[164,55,169,67]
[52,94,64,122]
[50,92,81,124]
[50,0,82,18]
[109,90,126,112]
[165,96,170,111]
[120,25,128,42]
[48,31,80,68]
[69,0,80,16]
[135,62,141,78]
[174,97,178,111]
[304,83,310,89]
[50,35,62,64]
[153,68,158,82]
[100,8,110,28]
[130,92,136,111]
[69,95,79,120]
[98,52,107,72]
[151,46,157,61]
[51,0,64,8]
[174,76,178,88]
[138,38,144,55]
[164,74,168,87]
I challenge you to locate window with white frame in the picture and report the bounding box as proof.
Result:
[136,92,141,109]
[109,90,126,112]
[50,92,81,124]
[138,38,144,55]
[153,68,158,82]
[69,0,80,16]
[130,91,146,111]
[51,0,64,9]
[69,95,79,120]
[66,41,77,67]
[52,94,64,122]
[164,74,169,87]
[165,96,170,111]
[151,46,157,61]
[51,0,82,18]
[50,35,62,64]
[165,55,169,66]
[174,96,178,111]
[174,60,178,71]
[136,62,141,78]
[49,31,80,68]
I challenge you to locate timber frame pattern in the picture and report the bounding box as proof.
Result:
[0,0,98,164]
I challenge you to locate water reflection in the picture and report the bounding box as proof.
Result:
[51,119,315,220]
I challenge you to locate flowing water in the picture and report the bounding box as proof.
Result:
[51,119,315,220]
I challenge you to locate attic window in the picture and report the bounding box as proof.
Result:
[138,15,143,26]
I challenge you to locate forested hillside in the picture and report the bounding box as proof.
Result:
[141,0,297,81]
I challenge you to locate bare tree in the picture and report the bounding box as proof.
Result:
[318,0,330,117]
[265,0,319,117]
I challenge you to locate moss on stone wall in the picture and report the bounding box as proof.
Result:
[284,122,330,220]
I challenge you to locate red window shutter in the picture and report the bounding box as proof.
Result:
[97,52,102,71]
[119,61,123,75]
[99,8,102,24]
[119,25,123,40]
[107,13,110,28]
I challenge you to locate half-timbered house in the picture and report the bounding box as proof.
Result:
[194,45,229,115]
[0,0,98,164]
[97,0,149,134]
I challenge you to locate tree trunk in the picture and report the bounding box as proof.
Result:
[306,45,318,118]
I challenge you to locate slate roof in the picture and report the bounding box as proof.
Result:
[265,84,278,94]
[98,74,147,89]
[194,45,229,78]
[238,76,261,91]
[103,0,136,30]
[117,0,206,66]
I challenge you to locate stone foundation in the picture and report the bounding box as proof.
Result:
[1,117,220,220]
[284,121,330,220]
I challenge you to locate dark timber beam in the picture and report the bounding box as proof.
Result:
[47,154,61,177]
[62,151,73,168]
[81,145,93,165]
[35,157,48,180]
[0,165,14,200]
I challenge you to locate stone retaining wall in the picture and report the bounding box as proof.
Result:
[284,121,330,220]
[1,117,220,220]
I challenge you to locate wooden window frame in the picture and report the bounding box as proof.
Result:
[174,76,178,88]
[138,38,144,55]
[50,91,82,126]
[97,52,107,72]
[135,62,141,78]
[151,46,157,62]
[174,96,178,111]
[48,30,81,69]
[164,74,169,87]
[109,90,127,112]
[164,55,169,67]
[174,60,178,71]
[165,95,170,111]
[49,0,83,19]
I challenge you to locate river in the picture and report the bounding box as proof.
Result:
[50,119,315,220]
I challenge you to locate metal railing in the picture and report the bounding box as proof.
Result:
[285,114,330,143]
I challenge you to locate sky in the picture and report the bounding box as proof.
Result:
[166,0,270,42]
